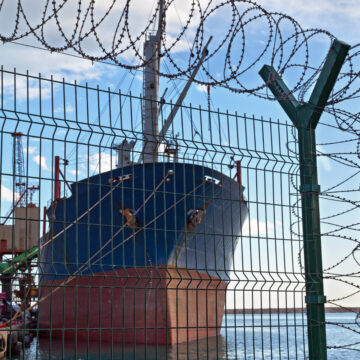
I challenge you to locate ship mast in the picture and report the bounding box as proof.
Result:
[141,0,164,163]
[138,0,211,164]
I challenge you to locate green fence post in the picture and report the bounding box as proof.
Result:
[259,39,350,360]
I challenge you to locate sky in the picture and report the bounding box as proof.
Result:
[0,1,359,310]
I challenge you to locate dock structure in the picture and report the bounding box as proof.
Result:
[0,206,39,255]
[0,204,39,357]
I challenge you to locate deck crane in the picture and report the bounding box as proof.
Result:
[11,132,26,206]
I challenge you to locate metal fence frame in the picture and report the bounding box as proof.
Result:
[0,59,342,358]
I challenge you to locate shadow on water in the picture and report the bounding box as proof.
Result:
[24,335,227,359]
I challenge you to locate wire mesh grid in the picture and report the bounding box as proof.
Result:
[0,68,307,359]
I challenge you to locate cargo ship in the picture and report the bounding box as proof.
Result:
[39,2,248,345]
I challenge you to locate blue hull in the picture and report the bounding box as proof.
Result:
[40,162,248,282]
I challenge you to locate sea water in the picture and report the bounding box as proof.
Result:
[24,313,360,359]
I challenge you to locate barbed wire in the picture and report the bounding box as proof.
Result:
[0,1,357,99]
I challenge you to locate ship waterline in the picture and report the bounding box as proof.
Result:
[39,267,227,345]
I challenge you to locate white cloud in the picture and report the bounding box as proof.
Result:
[256,0,360,42]
[55,104,74,114]
[87,152,116,173]
[241,218,275,236]
[163,36,192,54]
[0,0,356,109]
[0,75,51,101]
[23,146,37,155]
[33,155,49,171]
[135,74,143,82]
[0,42,109,90]
[68,169,82,176]
[196,84,208,93]
[1,184,19,202]
[0,0,212,76]
[317,145,332,172]
[258,0,360,22]
[319,157,331,172]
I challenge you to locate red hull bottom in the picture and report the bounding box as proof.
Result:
[39,267,227,345]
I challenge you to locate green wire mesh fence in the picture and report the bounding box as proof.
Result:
[0,67,309,359]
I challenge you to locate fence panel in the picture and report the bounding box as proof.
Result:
[0,68,309,359]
